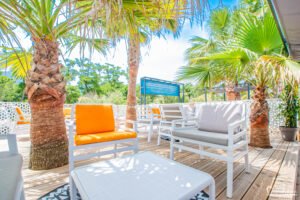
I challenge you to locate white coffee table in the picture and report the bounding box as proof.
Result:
[71,151,215,200]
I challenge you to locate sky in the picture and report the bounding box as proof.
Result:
[15,0,237,83]
[89,24,209,82]
[86,0,238,83]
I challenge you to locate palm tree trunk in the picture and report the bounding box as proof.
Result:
[26,38,68,170]
[126,36,140,126]
[249,86,272,148]
[225,81,241,101]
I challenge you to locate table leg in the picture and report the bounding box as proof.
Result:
[70,177,77,200]
[209,179,216,200]
[114,144,117,158]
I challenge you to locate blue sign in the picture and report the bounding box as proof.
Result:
[141,78,180,96]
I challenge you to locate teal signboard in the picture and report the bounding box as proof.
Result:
[140,77,180,96]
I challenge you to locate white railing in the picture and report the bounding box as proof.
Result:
[0,99,284,130]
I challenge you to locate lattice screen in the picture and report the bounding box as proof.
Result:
[0,107,15,135]
[0,99,284,129]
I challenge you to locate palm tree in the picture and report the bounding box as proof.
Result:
[179,11,300,148]
[178,8,244,101]
[0,0,111,169]
[101,1,209,124]
[0,0,211,169]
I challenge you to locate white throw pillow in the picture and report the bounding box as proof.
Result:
[197,103,243,133]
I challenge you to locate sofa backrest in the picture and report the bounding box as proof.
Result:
[197,103,244,133]
[160,104,183,121]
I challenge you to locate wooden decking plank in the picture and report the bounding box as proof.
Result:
[269,142,300,200]
[216,140,283,200]
[214,147,263,196]
[242,141,289,200]
[2,127,297,200]
[296,151,300,200]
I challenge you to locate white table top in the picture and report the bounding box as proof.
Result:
[71,151,214,200]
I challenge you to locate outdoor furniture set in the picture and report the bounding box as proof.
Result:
[0,102,248,200]
[68,102,249,200]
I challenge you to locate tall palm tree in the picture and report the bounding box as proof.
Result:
[0,0,211,169]
[101,0,209,124]
[179,11,300,148]
[0,0,110,169]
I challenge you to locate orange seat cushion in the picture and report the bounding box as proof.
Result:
[63,108,71,116]
[16,107,25,121]
[75,104,115,135]
[16,107,30,124]
[17,120,30,125]
[63,108,72,119]
[75,131,137,146]
[152,108,161,118]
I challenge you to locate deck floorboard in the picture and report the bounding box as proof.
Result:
[1,127,299,200]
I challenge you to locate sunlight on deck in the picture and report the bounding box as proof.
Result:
[3,126,299,200]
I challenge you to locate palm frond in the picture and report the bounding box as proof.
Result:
[234,11,282,55]
[176,64,220,88]
[0,47,32,79]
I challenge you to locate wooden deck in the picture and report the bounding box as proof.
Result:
[3,127,300,200]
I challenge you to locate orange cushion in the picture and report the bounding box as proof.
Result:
[17,120,30,125]
[152,108,161,118]
[15,107,25,121]
[63,108,71,116]
[75,131,137,146]
[75,104,115,135]
[63,108,72,119]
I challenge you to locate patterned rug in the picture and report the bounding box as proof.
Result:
[39,183,209,200]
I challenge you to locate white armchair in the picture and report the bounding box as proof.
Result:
[170,103,249,198]
[135,106,161,142]
[0,108,25,200]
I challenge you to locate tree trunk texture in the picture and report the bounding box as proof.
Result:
[249,86,272,148]
[225,81,241,101]
[26,38,68,170]
[126,37,140,127]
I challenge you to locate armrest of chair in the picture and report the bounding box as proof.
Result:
[68,123,76,148]
[228,118,247,145]
[171,118,198,129]
[228,118,246,132]
[125,120,137,132]
[0,134,18,154]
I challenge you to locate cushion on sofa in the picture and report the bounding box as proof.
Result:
[172,127,243,146]
[197,103,243,133]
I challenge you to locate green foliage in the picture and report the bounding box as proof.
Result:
[63,58,128,104]
[78,91,126,105]
[209,8,231,41]
[234,12,282,55]
[279,84,299,128]
[65,86,81,104]
[0,74,24,101]
[64,58,128,95]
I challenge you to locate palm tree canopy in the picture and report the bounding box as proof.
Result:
[178,7,300,88]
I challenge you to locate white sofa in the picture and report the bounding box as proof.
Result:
[170,102,249,198]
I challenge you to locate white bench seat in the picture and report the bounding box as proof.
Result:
[173,128,243,146]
